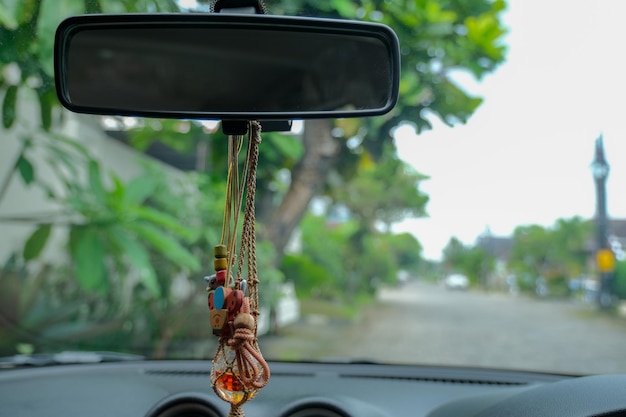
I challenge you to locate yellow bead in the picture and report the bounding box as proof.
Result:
[214,257,228,271]
[214,245,228,258]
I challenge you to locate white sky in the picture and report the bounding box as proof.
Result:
[394,0,626,259]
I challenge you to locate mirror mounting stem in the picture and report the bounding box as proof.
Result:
[213,0,267,14]
[222,120,293,136]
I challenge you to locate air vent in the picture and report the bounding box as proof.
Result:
[150,402,221,417]
[282,406,348,417]
[145,394,222,417]
[340,374,527,386]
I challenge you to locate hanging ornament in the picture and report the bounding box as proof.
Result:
[211,298,270,405]
[206,121,269,417]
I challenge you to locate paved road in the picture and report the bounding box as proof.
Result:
[260,281,626,375]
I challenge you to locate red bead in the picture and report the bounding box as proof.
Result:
[225,290,244,320]
[216,270,228,286]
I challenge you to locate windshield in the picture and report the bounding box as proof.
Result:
[2,0,626,376]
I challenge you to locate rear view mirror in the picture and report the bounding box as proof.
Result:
[54,14,400,120]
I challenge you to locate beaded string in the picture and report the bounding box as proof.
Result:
[209,121,269,417]
[221,135,247,287]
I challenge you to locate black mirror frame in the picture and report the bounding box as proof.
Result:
[54,13,400,121]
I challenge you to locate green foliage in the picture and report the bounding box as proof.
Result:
[0,0,509,353]
[0,0,185,162]
[299,214,356,289]
[255,240,287,309]
[383,232,423,271]
[331,146,429,229]
[54,162,200,296]
[2,85,18,128]
[291,213,422,300]
[443,237,493,285]
[258,0,507,278]
[260,132,304,167]
[70,227,108,293]
[127,119,207,153]
[0,259,125,355]
[121,121,304,225]
[0,0,199,303]
[256,132,304,198]
[22,223,52,260]
[275,0,508,136]
[441,217,594,296]
[357,234,399,291]
[509,217,591,286]
[415,258,443,283]
[38,0,84,75]
[1,161,240,355]
[0,0,218,352]
[614,261,626,300]
[550,217,591,277]
[16,153,35,184]
[281,254,333,298]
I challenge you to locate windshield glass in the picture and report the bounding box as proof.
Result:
[2,0,626,376]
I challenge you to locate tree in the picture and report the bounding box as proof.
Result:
[509,225,553,279]
[386,232,423,272]
[320,147,428,292]
[0,0,197,287]
[0,0,230,357]
[286,213,422,300]
[550,217,592,279]
[0,0,509,352]
[509,218,592,295]
[330,145,429,232]
[443,237,493,285]
[261,0,508,256]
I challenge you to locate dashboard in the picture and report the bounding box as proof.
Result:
[1,360,625,417]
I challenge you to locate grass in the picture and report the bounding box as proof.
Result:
[299,293,374,321]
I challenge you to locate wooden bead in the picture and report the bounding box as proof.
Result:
[225,290,244,315]
[210,309,229,332]
[216,269,227,286]
[214,257,228,271]
[214,245,228,258]
[212,286,232,310]
[233,313,255,330]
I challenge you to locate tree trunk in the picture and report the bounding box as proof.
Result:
[261,119,338,258]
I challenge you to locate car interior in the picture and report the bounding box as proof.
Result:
[2,0,626,417]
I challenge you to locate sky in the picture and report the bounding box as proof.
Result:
[393,0,626,259]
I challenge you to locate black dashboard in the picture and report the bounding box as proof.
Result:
[1,360,625,417]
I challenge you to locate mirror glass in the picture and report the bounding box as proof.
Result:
[56,16,399,119]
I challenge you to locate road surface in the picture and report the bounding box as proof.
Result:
[260,281,626,375]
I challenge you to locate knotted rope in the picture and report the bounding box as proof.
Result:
[227,298,270,389]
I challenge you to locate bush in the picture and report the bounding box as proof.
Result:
[614,261,626,300]
[280,254,336,299]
